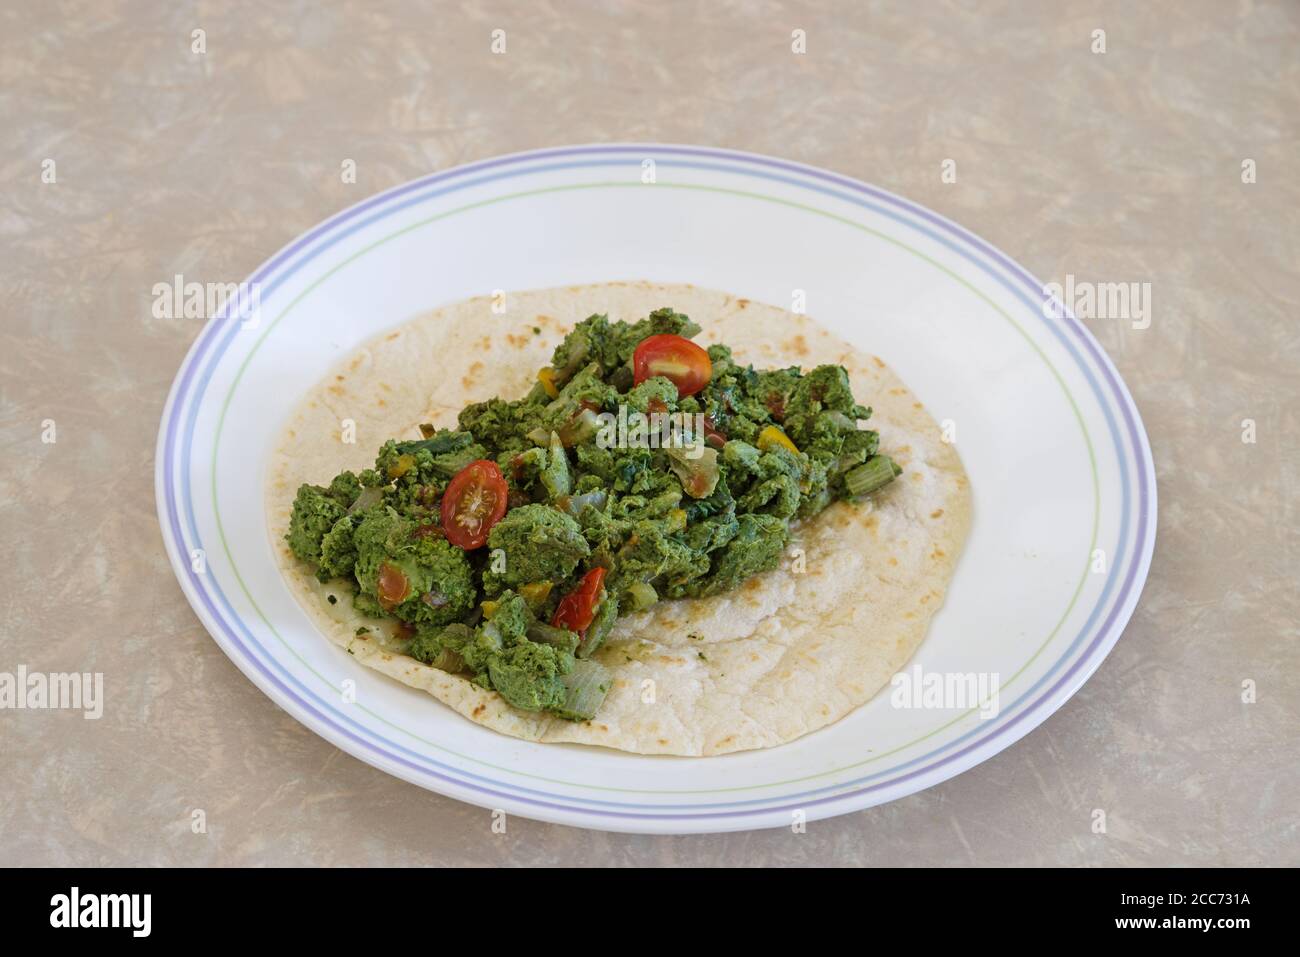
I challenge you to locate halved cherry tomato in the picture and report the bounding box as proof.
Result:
[633,334,712,397]
[440,459,508,550]
[377,561,411,610]
[552,567,607,636]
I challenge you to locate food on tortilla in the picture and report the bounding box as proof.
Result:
[269,282,969,755]
[285,307,901,722]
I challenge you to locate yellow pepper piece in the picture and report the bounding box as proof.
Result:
[480,600,500,620]
[757,425,799,455]
[666,509,688,533]
[387,453,417,480]
[520,581,554,604]
[538,367,560,399]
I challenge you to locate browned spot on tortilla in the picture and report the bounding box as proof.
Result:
[376,397,386,407]
[327,384,344,396]
[335,375,344,382]
[506,332,530,348]
[380,382,392,392]
[913,402,923,409]
[461,360,487,390]
[350,355,364,371]
[735,298,750,309]
[932,547,946,559]
[903,611,916,620]
[658,738,668,746]
[785,334,809,357]
[890,387,906,396]
[920,594,931,604]
[472,703,486,717]
[750,653,760,662]
[896,444,911,454]
[931,508,944,519]
[386,332,400,341]
[888,556,899,566]
[872,356,886,368]
[911,472,924,482]
[479,336,492,350]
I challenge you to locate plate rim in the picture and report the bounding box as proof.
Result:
[155,143,1157,833]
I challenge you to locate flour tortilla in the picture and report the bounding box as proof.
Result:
[267,282,970,755]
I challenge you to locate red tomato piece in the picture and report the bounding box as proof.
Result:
[633,335,712,397]
[440,459,508,550]
[376,561,411,610]
[702,414,727,448]
[552,567,607,636]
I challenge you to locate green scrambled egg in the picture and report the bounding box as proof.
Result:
[287,309,899,721]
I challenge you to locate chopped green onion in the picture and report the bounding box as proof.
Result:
[525,622,580,655]
[541,431,571,499]
[578,594,620,659]
[394,430,475,457]
[844,455,901,496]
[626,581,658,611]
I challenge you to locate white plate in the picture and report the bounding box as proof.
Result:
[156,145,1156,834]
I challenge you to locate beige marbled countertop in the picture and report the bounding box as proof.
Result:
[1,0,1296,865]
